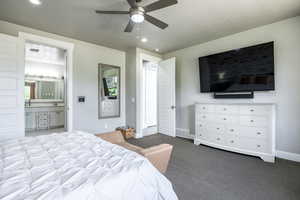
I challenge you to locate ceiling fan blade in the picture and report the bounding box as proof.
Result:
[95,10,129,14]
[126,0,138,8]
[124,20,135,32]
[144,14,168,29]
[144,0,178,12]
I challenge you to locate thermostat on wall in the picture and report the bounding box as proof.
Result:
[78,96,85,103]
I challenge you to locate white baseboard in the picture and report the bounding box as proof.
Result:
[176,128,194,139]
[134,133,143,139]
[276,151,300,162]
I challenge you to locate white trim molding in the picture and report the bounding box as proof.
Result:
[18,32,74,132]
[276,151,300,163]
[136,52,162,138]
[176,128,194,139]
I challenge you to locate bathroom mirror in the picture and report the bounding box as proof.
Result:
[98,64,120,119]
[25,76,64,101]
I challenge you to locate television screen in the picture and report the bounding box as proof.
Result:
[199,42,275,93]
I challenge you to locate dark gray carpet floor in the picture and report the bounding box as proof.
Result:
[128,134,300,200]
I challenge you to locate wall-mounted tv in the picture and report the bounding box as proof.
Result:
[199,42,275,93]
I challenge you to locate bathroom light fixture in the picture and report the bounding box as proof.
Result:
[155,48,159,52]
[29,0,42,5]
[141,37,148,43]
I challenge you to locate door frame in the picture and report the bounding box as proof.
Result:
[19,32,74,132]
[136,53,161,138]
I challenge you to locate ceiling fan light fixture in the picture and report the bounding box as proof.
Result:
[95,0,178,32]
[131,13,144,23]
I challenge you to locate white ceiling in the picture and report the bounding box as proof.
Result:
[0,0,299,53]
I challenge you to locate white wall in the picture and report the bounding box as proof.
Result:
[73,43,125,133]
[25,61,65,78]
[164,16,300,154]
[0,20,126,134]
[125,48,137,128]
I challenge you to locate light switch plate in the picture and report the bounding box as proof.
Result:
[78,96,85,103]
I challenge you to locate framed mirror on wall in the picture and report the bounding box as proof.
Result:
[98,63,121,119]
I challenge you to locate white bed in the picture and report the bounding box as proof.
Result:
[0,132,178,200]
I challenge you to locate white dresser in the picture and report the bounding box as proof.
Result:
[194,103,275,162]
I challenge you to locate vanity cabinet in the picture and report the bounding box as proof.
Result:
[25,106,65,131]
[49,110,65,128]
[37,112,49,130]
[25,112,36,131]
[194,103,275,162]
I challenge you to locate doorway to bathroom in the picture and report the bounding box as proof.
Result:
[24,41,67,136]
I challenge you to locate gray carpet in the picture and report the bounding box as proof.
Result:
[128,134,300,200]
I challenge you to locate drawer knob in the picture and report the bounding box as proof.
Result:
[202,107,206,110]
[257,132,261,135]
[250,109,254,112]
[257,145,261,148]
[230,140,234,143]
[203,116,206,119]
[199,134,202,136]
[230,129,234,132]
[223,118,227,121]
[199,125,202,127]
[223,108,227,111]
[217,128,220,130]
[217,138,220,141]
[250,120,254,123]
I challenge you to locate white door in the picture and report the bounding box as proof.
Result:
[0,34,24,140]
[158,57,176,137]
[143,62,158,128]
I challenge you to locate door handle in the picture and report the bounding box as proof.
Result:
[171,106,176,109]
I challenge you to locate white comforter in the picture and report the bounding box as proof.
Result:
[0,132,178,200]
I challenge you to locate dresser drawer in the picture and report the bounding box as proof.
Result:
[195,131,209,140]
[239,116,268,127]
[239,138,268,153]
[196,104,215,113]
[210,135,226,145]
[215,105,239,114]
[196,123,205,130]
[239,106,270,115]
[195,123,206,134]
[240,127,268,139]
[225,136,239,148]
[197,113,215,123]
[206,124,225,135]
[215,115,239,124]
[226,126,240,136]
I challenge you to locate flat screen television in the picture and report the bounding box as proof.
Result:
[199,42,275,93]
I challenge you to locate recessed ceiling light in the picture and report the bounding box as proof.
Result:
[29,0,42,5]
[155,48,159,52]
[141,37,148,43]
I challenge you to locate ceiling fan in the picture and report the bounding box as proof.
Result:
[95,0,178,32]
